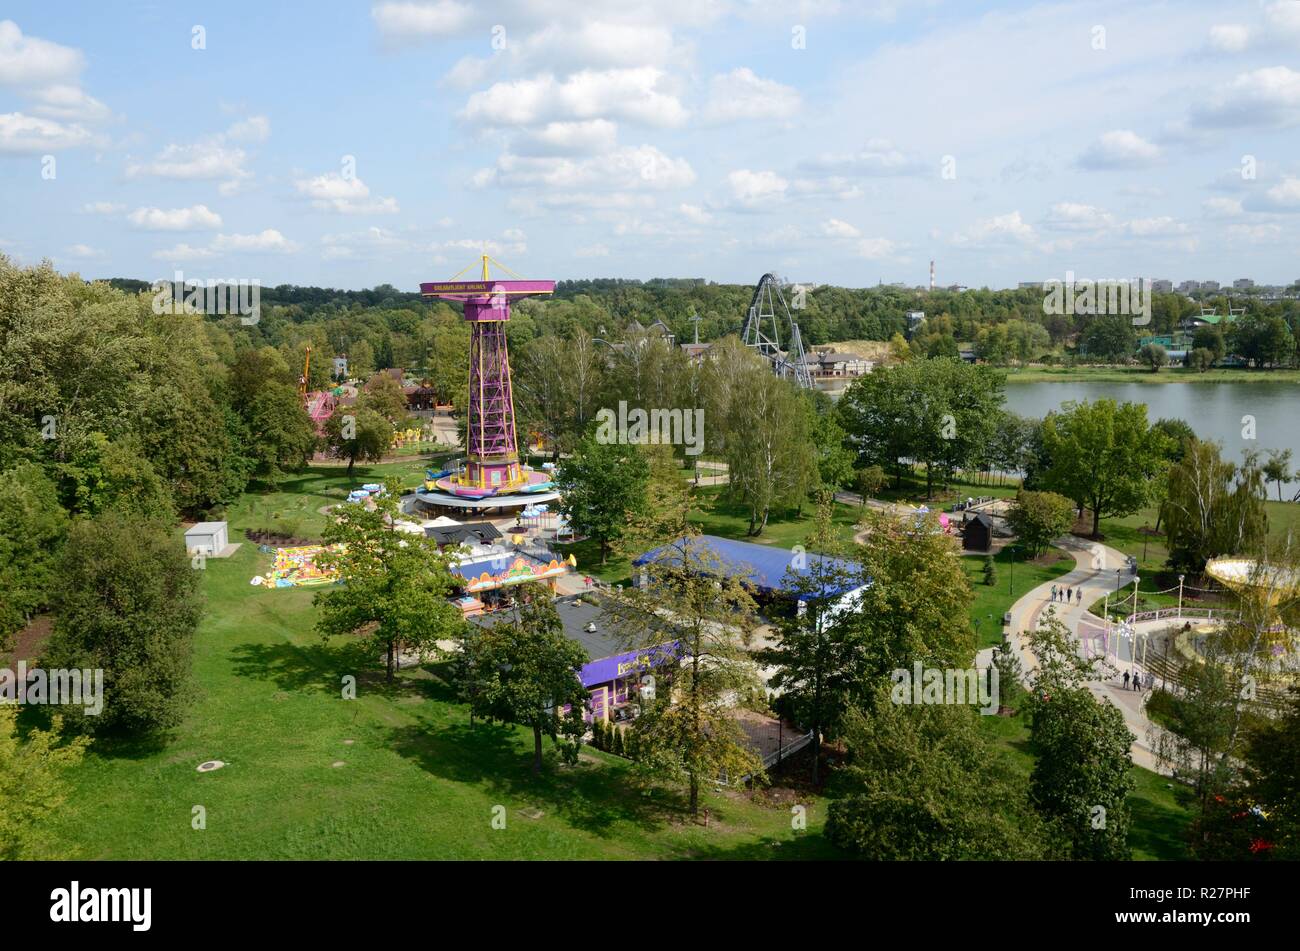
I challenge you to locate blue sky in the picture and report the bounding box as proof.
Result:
[2,0,1299,290]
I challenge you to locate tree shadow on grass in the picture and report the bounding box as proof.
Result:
[684,831,847,860]
[228,640,372,696]
[388,719,684,839]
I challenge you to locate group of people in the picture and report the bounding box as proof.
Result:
[1122,669,1153,691]
[1049,584,1083,604]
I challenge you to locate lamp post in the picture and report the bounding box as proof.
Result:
[1177,574,1185,619]
[1008,545,1016,596]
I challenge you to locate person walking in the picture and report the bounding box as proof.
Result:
[1051,585,1058,602]
[1123,671,1131,689]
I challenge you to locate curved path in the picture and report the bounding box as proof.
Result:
[1000,535,1170,773]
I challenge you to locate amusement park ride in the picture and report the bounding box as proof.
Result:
[742,273,812,389]
[414,255,560,510]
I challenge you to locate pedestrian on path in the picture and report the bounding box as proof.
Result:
[1077,589,1084,604]
[1066,587,1073,602]
[1123,671,1131,689]
[1051,585,1058,601]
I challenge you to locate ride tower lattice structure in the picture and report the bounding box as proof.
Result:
[741,273,812,389]
[421,255,555,499]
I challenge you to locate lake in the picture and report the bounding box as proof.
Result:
[1003,380,1300,496]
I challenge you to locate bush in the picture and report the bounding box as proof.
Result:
[982,555,997,586]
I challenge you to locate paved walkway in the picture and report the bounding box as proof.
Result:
[1003,536,1169,773]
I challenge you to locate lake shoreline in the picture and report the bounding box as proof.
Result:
[1003,367,1300,384]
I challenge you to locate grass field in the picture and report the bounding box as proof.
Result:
[45,460,842,860]
[960,547,1075,648]
[40,460,1194,860]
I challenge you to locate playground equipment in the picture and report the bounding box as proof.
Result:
[415,256,560,509]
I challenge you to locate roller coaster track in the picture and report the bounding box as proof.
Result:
[741,273,812,389]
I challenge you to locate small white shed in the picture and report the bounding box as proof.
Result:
[185,521,229,556]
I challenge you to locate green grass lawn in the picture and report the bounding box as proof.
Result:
[43,461,1197,859]
[961,547,1075,648]
[45,462,840,860]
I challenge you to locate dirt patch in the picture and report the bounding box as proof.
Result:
[3,614,53,665]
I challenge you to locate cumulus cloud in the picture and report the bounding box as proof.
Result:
[1207,24,1249,54]
[0,112,100,153]
[126,143,253,193]
[949,211,1037,248]
[1202,196,1243,218]
[1190,66,1300,129]
[702,68,800,123]
[727,168,788,204]
[371,1,474,44]
[128,204,223,231]
[1077,130,1161,170]
[461,68,688,128]
[151,243,216,262]
[212,230,299,253]
[822,218,861,238]
[294,171,399,214]
[474,145,694,191]
[515,119,619,156]
[0,22,111,130]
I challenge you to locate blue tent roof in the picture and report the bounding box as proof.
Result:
[632,535,865,597]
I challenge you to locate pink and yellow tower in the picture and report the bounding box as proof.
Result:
[421,256,555,499]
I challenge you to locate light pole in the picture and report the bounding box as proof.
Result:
[1177,574,1185,619]
[1008,545,1016,596]
[1131,575,1141,621]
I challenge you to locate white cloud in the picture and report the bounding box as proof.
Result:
[574,243,610,258]
[461,68,688,128]
[702,68,800,123]
[151,243,216,262]
[64,243,103,259]
[29,83,109,121]
[822,218,861,238]
[212,230,299,253]
[0,20,83,87]
[727,168,788,204]
[679,203,712,225]
[128,204,223,231]
[1207,24,1249,54]
[0,112,99,152]
[226,115,271,142]
[950,211,1036,248]
[799,139,927,178]
[1043,202,1116,232]
[475,145,694,191]
[1248,176,1300,211]
[1190,66,1300,129]
[0,23,111,130]
[293,171,399,214]
[1077,130,1161,170]
[856,237,898,259]
[371,1,474,43]
[516,119,619,156]
[438,232,528,257]
[1202,196,1243,218]
[127,143,252,188]
[83,201,125,215]
[320,226,412,259]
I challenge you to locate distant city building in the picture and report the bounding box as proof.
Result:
[1151,279,1173,293]
[906,311,926,336]
[1233,278,1255,290]
[1018,281,1042,289]
[1201,280,1220,292]
[1177,280,1200,293]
